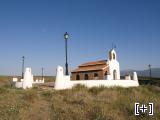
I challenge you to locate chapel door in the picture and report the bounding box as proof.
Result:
[113,70,117,80]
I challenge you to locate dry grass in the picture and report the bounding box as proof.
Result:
[0,76,160,120]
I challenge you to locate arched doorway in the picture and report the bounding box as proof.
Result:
[84,74,89,80]
[113,70,117,80]
[94,73,98,80]
[76,74,80,80]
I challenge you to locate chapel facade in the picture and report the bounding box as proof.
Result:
[71,49,120,80]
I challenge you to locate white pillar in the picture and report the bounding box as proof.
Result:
[133,72,138,80]
[125,75,131,80]
[22,68,33,89]
[54,66,65,90]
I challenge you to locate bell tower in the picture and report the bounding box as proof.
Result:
[108,49,120,80]
[109,49,117,61]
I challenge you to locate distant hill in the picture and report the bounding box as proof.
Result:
[121,68,160,78]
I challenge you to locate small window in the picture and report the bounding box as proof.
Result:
[76,74,80,80]
[84,74,89,80]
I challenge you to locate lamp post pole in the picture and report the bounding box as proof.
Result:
[42,67,44,80]
[22,56,25,79]
[64,32,69,75]
[148,64,152,80]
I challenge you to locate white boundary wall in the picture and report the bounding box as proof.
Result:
[54,66,139,90]
[12,67,44,89]
[33,79,45,84]
[15,81,23,88]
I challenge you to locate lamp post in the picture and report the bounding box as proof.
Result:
[148,64,152,80]
[42,67,44,80]
[64,32,69,75]
[22,56,25,79]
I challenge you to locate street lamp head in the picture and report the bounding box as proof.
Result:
[64,32,69,40]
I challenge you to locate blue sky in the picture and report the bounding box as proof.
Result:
[0,0,160,75]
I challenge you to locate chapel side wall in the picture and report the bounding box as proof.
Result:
[88,72,93,80]
[72,71,104,80]
[71,72,85,80]
[71,73,76,80]
[79,73,84,80]
[98,71,104,79]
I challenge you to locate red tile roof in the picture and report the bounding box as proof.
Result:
[79,60,107,67]
[72,60,108,73]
